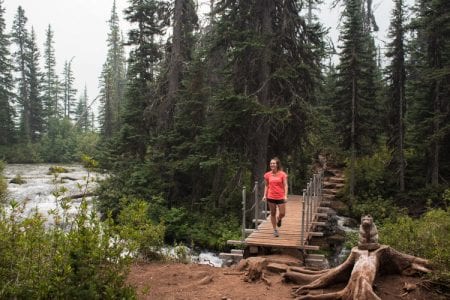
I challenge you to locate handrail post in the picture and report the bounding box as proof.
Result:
[306,182,311,233]
[254,181,259,229]
[242,186,246,241]
[301,188,306,246]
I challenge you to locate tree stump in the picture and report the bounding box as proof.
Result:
[284,245,431,299]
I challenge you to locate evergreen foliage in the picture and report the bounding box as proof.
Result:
[0,0,15,145]
[407,0,450,186]
[333,0,382,199]
[98,0,127,138]
[25,28,44,142]
[74,86,91,132]
[11,6,31,142]
[42,24,60,122]
[385,0,407,192]
[119,0,169,159]
[61,58,77,120]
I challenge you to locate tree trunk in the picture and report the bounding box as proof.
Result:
[349,74,356,203]
[159,0,183,130]
[285,245,431,300]
[431,80,440,185]
[251,0,273,186]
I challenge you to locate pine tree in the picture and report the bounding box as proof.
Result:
[61,58,77,120]
[0,0,15,145]
[99,0,126,138]
[385,0,406,191]
[333,0,380,198]
[157,0,198,130]
[203,0,325,189]
[119,0,169,159]
[11,6,30,142]
[42,24,60,122]
[408,0,450,185]
[26,28,44,141]
[74,85,90,132]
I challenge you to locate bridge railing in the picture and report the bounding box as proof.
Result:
[301,170,324,245]
[240,169,323,243]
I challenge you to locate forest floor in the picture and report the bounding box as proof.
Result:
[126,253,445,300]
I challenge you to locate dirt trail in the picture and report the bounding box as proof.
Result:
[127,258,443,299]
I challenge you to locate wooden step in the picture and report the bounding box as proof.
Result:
[227,240,245,245]
[311,221,326,226]
[219,252,243,259]
[328,177,344,184]
[308,232,324,237]
[323,189,338,195]
[306,254,325,259]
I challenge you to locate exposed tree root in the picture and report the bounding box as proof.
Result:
[283,245,431,299]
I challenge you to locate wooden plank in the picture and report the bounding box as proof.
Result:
[226,240,245,245]
[242,195,323,251]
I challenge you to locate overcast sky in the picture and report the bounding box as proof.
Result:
[3,0,412,114]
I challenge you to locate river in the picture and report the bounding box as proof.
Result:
[3,163,102,220]
[2,163,223,267]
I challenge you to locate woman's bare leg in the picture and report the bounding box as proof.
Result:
[269,202,277,230]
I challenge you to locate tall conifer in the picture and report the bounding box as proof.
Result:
[61,58,77,120]
[119,0,169,159]
[386,0,406,191]
[333,0,379,198]
[26,28,44,141]
[99,0,126,138]
[11,6,30,141]
[0,0,15,145]
[408,0,450,185]
[42,24,60,121]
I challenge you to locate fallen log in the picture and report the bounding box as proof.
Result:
[68,192,94,199]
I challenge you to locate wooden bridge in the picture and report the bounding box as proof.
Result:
[224,170,330,259]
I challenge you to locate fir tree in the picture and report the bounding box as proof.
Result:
[385,0,406,191]
[333,0,380,198]
[0,0,15,145]
[156,0,198,130]
[26,28,44,141]
[408,0,450,185]
[11,6,30,141]
[119,0,169,159]
[42,24,60,122]
[61,58,77,120]
[99,0,126,138]
[74,85,90,132]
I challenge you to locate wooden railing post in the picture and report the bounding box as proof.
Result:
[254,181,259,229]
[301,188,306,246]
[242,185,246,241]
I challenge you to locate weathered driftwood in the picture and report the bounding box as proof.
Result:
[285,246,431,299]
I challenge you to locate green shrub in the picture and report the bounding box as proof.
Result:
[343,146,393,199]
[0,199,136,299]
[116,199,165,261]
[0,161,7,203]
[350,196,405,222]
[380,209,450,283]
[0,161,139,299]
